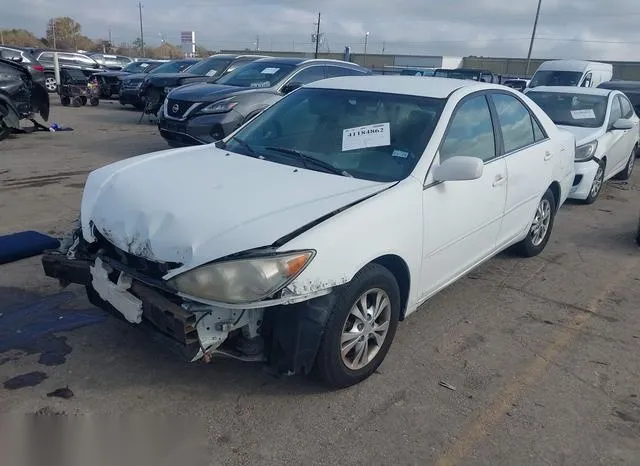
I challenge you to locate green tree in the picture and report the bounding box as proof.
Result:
[46,17,82,49]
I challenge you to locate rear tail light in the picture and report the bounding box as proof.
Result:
[33,65,45,72]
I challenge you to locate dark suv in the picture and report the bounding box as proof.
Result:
[598,80,640,118]
[139,54,268,115]
[27,49,103,92]
[0,46,46,85]
[119,59,199,109]
[158,57,370,147]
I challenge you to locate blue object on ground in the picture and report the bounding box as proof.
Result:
[0,231,60,265]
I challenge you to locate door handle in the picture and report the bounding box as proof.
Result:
[492,174,506,187]
[544,151,553,161]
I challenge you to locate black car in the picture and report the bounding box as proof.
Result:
[158,57,370,147]
[93,60,164,99]
[0,58,49,139]
[89,53,134,71]
[139,54,268,115]
[119,59,199,110]
[434,68,499,83]
[598,80,640,118]
[0,46,46,85]
[26,49,104,93]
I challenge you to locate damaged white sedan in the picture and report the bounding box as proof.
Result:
[43,76,575,388]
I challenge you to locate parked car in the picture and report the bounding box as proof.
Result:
[119,59,199,110]
[89,53,134,71]
[528,60,613,89]
[0,58,49,139]
[93,60,164,99]
[525,86,639,204]
[0,46,46,85]
[42,76,575,388]
[26,49,104,93]
[158,58,370,147]
[139,54,269,116]
[434,68,498,83]
[502,78,529,92]
[598,80,640,117]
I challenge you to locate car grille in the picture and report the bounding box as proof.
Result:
[166,99,193,119]
[94,230,181,280]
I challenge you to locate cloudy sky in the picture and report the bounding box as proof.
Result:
[3,0,640,60]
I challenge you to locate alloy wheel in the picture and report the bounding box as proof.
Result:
[590,165,604,199]
[340,288,391,370]
[45,77,57,92]
[530,198,552,247]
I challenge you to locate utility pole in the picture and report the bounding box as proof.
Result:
[108,29,112,51]
[364,32,370,66]
[138,2,145,57]
[314,12,321,59]
[255,35,260,51]
[525,0,542,75]
[52,21,57,49]
[0,30,4,45]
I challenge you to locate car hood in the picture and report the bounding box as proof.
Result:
[168,83,244,102]
[145,73,200,87]
[81,144,393,275]
[557,125,603,146]
[95,71,128,77]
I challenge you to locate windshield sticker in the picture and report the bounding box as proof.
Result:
[205,70,218,77]
[571,109,596,119]
[392,149,409,158]
[342,123,391,151]
[250,81,271,88]
[261,67,280,74]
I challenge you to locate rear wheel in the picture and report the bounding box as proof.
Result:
[44,75,58,93]
[313,264,400,389]
[514,188,556,258]
[615,148,636,181]
[60,96,70,106]
[90,97,99,106]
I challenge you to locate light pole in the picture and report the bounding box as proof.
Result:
[525,0,542,75]
[364,31,370,66]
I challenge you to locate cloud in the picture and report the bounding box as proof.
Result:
[1,0,639,60]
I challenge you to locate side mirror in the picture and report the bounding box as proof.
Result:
[611,118,634,131]
[281,82,302,94]
[432,156,484,182]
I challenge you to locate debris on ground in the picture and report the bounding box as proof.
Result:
[439,381,457,391]
[47,386,74,399]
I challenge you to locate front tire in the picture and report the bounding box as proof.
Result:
[584,160,605,205]
[514,188,556,258]
[313,264,400,389]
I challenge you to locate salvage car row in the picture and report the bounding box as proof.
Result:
[41,69,640,388]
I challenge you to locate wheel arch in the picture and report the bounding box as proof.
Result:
[548,180,561,210]
[370,254,411,320]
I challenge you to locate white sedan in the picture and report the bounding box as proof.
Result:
[525,86,640,204]
[42,76,575,388]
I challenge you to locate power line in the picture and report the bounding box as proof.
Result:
[138,2,145,56]
[313,12,321,59]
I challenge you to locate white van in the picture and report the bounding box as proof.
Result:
[528,60,613,89]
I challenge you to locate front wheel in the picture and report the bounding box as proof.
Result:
[313,264,400,389]
[584,161,605,205]
[514,188,556,258]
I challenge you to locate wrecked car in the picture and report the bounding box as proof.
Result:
[0,58,49,139]
[42,76,574,388]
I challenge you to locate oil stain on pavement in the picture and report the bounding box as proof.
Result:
[1,287,106,389]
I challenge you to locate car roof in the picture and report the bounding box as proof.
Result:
[598,80,640,90]
[306,75,498,98]
[527,86,612,96]
[252,56,306,65]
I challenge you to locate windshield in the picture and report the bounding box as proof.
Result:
[184,58,232,77]
[529,70,583,87]
[150,61,196,74]
[223,88,446,182]
[123,61,156,73]
[215,62,296,88]
[527,91,608,128]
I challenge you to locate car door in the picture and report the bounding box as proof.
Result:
[420,93,507,299]
[604,95,629,177]
[489,91,553,246]
[619,94,639,156]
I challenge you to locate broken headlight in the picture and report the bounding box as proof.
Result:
[575,140,598,161]
[167,251,315,304]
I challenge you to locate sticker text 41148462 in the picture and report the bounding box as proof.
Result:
[342,123,391,152]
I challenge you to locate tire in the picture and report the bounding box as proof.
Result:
[615,148,636,181]
[72,97,82,107]
[583,160,605,205]
[134,102,145,111]
[44,75,58,93]
[90,97,99,106]
[80,96,87,106]
[514,188,557,258]
[61,96,70,106]
[313,263,401,389]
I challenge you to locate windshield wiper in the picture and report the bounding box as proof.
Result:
[264,146,352,177]
[228,136,261,159]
